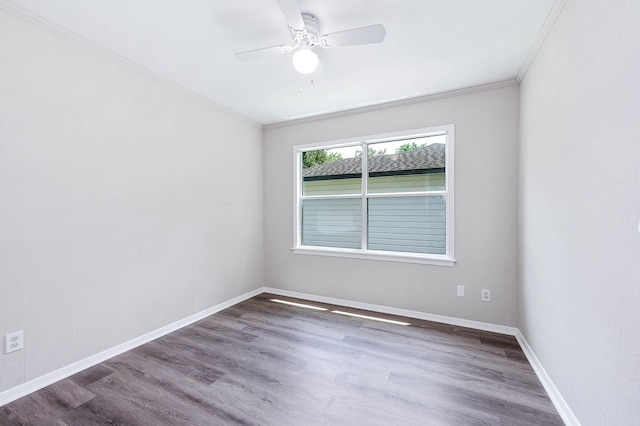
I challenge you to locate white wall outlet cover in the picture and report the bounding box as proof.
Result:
[481,289,491,302]
[5,330,24,354]
[456,285,465,297]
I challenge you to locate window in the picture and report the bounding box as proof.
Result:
[293,125,455,266]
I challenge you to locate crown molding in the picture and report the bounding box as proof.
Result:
[516,0,568,82]
[263,79,519,130]
[0,0,261,129]
[1,0,563,130]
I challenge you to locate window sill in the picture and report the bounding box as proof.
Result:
[292,246,456,267]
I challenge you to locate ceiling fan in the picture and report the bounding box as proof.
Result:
[234,0,386,74]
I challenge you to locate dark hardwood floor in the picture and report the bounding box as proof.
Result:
[0,293,563,425]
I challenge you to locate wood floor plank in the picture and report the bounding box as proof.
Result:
[0,293,564,425]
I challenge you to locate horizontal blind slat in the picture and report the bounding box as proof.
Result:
[368,196,446,255]
[302,198,362,249]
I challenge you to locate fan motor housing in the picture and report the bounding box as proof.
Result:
[301,14,321,39]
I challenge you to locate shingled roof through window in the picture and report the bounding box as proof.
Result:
[303,143,445,178]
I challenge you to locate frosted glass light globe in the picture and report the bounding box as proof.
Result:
[292,48,319,74]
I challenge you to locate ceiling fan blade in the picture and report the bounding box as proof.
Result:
[322,24,386,48]
[274,0,305,30]
[234,45,291,62]
[314,49,334,82]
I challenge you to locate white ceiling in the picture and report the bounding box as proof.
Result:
[8,0,556,125]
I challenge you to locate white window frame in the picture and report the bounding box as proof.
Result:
[292,125,455,266]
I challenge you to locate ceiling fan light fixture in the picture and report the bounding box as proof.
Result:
[292,48,319,74]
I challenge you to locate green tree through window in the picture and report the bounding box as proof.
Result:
[395,142,427,153]
[302,150,343,168]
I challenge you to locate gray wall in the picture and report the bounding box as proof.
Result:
[0,10,263,392]
[5,1,637,421]
[264,85,520,326]
[519,0,640,423]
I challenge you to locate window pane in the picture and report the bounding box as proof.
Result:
[368,196,446,254]
[367,135,446,194]
[302,198,362,249]
[302,147,361,196]
[368,173,445,193]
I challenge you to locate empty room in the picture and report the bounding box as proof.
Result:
[0,0,638,425]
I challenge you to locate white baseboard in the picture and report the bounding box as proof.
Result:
[264,287,579,425]
[1,286,579,426]
[516,330,580,426]
[0,287,263,407]
[262,287,517,336]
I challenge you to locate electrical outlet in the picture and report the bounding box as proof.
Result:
[481,289,491,302]
[456,285,465,297]
[5,331,23,354]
